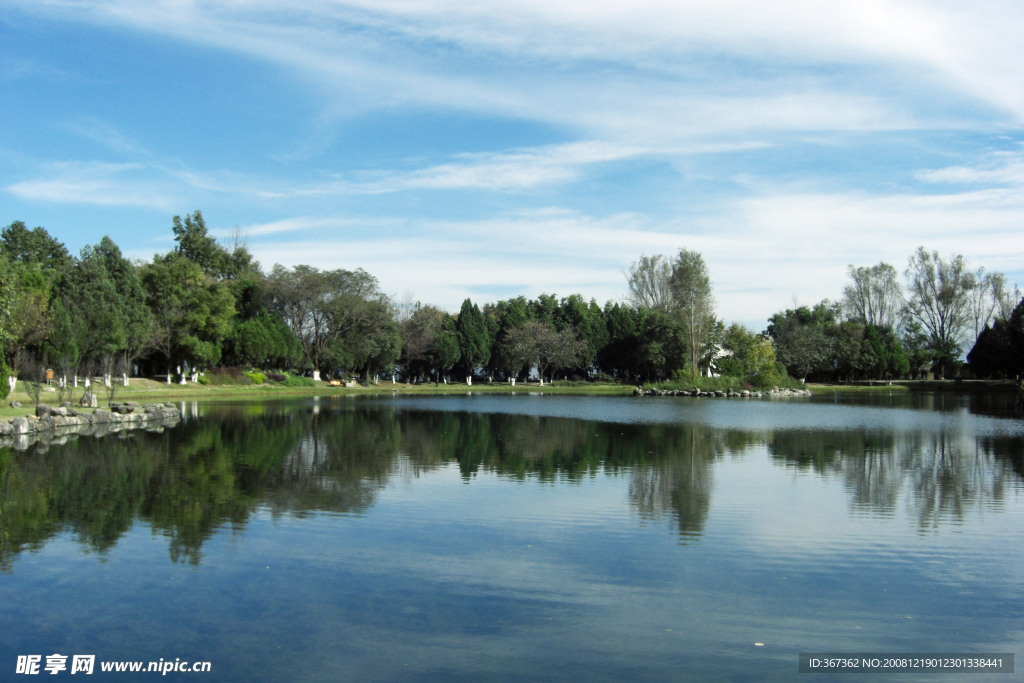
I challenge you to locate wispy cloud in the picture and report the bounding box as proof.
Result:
[242,174,1024,326]
[6,161,177,209]
[917,146,1024,186]
[12,0,1024,140]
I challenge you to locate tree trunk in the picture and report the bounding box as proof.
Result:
[466,375,472,386]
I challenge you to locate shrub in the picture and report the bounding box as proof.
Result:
[282,374,314,387]
[265,372,314,387]
[197,375,210,386]
[204,367,253,386]
[244,371,266,385]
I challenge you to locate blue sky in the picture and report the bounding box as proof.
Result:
[1,0,1022,328]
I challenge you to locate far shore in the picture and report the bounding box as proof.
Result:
[0,376,1017,421]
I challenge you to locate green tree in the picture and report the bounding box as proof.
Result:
[428,314,460,383]
[670,249,716,378]
[0,221,71,272]
[455,299,490,383]
[172,211,229,278]
[506,320,586,384]
[767,301,838,381]
[140,255,235,381]
[267,265,390,380]
[483,297,531,381]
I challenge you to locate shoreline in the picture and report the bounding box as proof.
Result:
[1,376,1017,419]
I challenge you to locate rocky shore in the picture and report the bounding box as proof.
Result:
[0,399,182,450]
[633,386,813,398]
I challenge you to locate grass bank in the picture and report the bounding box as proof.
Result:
[5,376,1016,420]
[0,377,635,418]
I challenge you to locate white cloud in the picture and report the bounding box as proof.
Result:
[244,176,1024,326]
[6,161,177,209]
[12,0,1024,141]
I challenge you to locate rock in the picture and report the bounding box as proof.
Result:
[92,409,111,423]
[11,417,30,435]
[9,400,20,408]
[741,390,750,397]
[124,401,141,409]
[715,391,725,397]
[79,392,98,408]
[61,401,72,408]
[36,404,52,417]
[0,420,11,436]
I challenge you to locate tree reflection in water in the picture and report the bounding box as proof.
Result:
[1,400,1020,568]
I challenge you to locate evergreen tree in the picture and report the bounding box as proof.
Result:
[455,299,489,381]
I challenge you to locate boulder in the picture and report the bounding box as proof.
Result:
[79,392,98,408]
[36,404,52,417]
[61,401,72,408]
[92,409,112,423]
[9,400,20,408]
[11,417,30,435]
[124,401,141,409]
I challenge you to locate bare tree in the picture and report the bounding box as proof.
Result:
[19,353,47,407]
[843,262,903,329]
[670,249,716,378]
[100,355,128,407]
[966,268,1008,344]
[626,255,675,313]
[55,354,79,405]
[903,247,975,360]
[996,283,1021,321]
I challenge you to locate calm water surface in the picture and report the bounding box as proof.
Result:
[1,393,1022,681]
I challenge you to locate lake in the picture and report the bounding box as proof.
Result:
[1,392,1022,681]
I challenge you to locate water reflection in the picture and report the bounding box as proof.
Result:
[0,398,1021,568]
[768,429,1019,528]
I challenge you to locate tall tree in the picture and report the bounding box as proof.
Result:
[0,221,70,272]
[626,254,674,313]
[842,262,903,329]
[140,254,235,381]
[967,268,1008,344]
[455,299,490,383]
[903,247,976,370]
[172,211,228,278]
[670,249,716,378]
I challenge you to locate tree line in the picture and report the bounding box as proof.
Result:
[764,251,1022,382]
[0,213,1020,396]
